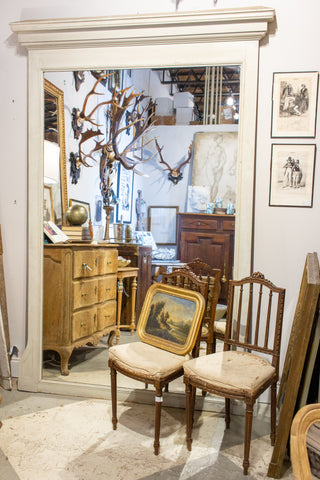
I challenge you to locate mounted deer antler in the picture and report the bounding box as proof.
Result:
[76,72,158,240]
[155,139,193,184]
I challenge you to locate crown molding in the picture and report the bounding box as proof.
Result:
[10,7,275,49]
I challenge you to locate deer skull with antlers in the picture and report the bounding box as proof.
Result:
[155,139,193,185]
[76,72,158,239]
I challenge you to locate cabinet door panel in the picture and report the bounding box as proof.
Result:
[180,231,232,301]
[98,274,117,302]
[97,300,117,330]
[73,279,98,309]
[72,308,97,340]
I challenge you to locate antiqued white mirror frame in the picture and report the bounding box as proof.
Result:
[11,7,275,400]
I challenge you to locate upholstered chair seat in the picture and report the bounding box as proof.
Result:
[184,351,275,396]
[109,342,191,381]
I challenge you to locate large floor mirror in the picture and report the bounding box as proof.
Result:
[42,65,239,392]
[11,7,275,402]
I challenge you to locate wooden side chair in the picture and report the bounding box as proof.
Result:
[290,403,320,480]
[108,276,206,456]
[172,258,222,354]
[183,272,286,475]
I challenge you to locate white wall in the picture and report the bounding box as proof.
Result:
[1,0,320,378]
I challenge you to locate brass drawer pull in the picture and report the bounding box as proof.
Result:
[107,260,112,265]
[105,314,110,318]
[95,286,97,295]
[80,322,86,327]
[81,293,87,297]
[94,314,97,322]
[106,287,110,292]
[95,258,98,266]
[82,263,92,271]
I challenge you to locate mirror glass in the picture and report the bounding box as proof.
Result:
[42,66,240,393]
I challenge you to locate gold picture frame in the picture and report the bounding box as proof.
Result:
[137,283,205,355]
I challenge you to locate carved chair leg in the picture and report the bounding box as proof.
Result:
[191,384,196,427]
[110,363,118,430]
[225,398,231,428]
[270,382,276,445]
[185,381,193,451]
[243,400,254,476]
[154,387,163,455]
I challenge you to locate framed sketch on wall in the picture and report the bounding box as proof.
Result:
[116,163,134,223]
[269,144,316,207]
[271,72,319,138]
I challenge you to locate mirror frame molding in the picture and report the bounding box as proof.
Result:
[44,79,68,225]
[11,7,275,401]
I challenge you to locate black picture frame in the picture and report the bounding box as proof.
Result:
[271,71,319,138]
[269,143,316,207]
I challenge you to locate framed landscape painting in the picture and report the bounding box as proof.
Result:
[269,144,316,207]
[271,71,319,138]
[137,283,205,355]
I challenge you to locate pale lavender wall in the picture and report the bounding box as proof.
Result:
[1,1,320,377]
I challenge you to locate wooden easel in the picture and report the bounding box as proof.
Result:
[268,252,320,478]
[0,225,12,391]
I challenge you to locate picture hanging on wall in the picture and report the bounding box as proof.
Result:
[116,163,134,223]
[269,144,316,207]
[271,71,319,138]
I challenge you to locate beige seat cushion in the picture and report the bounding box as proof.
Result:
[183,350,275,396]
[109,342,190,381]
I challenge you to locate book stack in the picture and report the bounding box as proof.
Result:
[61,226,82,242]
[81,227,91,242]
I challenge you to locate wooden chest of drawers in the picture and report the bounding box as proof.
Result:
[177,213,235,303]
[43,244,118,375]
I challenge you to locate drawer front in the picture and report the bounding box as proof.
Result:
[97,300,117,330]
[73,279,98,309]
[73,250,99,279]
[180,216,218,231]
[72,307,97,341]
[222,218,236,231]
[98,248,118,275]
[98,274,117,302]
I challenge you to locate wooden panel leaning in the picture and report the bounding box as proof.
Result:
[268,252,320,478]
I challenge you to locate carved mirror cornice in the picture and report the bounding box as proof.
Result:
[10,7,275,398]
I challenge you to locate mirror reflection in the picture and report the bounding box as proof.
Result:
[42,66,240,392]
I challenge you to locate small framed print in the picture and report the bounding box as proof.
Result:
[116,163,134,223]
[269,144,316,207]
[69,199,91,228]
[148,206,179,245]
[271,71,319,138]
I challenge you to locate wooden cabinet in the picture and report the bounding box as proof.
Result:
[176,213,235,303]
[117,243,152,322]
[43,244,118,375]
